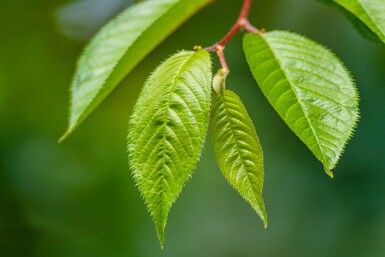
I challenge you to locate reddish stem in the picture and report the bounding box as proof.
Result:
[216,46,229,78]
[244,20,261,34]
[239,0,252,22]
[206,0,257,52]
[205,0,262,75]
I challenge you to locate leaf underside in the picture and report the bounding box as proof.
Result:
[127,50,212,247]
[319,0,385,44]
[61,0,212,141]
[243,31,359,177]
[211,90,267,227]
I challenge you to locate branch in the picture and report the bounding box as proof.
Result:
[205,0,261,52]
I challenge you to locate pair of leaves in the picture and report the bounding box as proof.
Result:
[210,30,358,236]
[60,0,212,141]
[319,0,385,44]
[128,50,268,246]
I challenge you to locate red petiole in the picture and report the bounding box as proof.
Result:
[205,0,263,77]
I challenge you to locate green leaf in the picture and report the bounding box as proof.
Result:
[61,0,212,141]
[127,50,212,247]
[243,31,359,177]
[211,90,267,227]
[320,0,385,44]
[317,0,382,44]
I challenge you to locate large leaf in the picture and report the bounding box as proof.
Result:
[243,31,359,177]
[320,0,385,44]
[127,50,212,247]
[61,0,212,141]
[211,90,267,227]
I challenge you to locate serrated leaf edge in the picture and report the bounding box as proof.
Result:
[60,0,213,142]
[211,90,267,227]
[245,31,360,177]
[128,50,212,247]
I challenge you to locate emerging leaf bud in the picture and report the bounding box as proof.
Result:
[212,69,226,94]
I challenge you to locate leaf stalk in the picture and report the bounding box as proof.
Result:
[205,0,263,79]
[205,0,262,52]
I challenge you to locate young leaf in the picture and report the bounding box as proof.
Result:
[61,0,212,141]
[211,90,267,227]
[243,31,359,177]
[127,50,212,247]
[320,0,385,44]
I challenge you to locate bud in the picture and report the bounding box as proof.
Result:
[212,69,226,94]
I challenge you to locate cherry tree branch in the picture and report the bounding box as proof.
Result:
[204,0,262,77]
[205,0,261,53]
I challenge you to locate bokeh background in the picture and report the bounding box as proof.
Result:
[1,0,385,256]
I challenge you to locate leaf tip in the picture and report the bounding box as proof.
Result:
[58,130,71,143]
[261,208,268,228]
[253,206,267,228]
[253,203,268,229]
[58,123,77,143]
[159,240,165,250]
[324,166,334,179]
[155,225,165,249]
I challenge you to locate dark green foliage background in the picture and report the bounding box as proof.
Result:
[1,0,385,256]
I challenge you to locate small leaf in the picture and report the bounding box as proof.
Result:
[211,90,267,227]
[319,0,385,44]
[128,50,212,247]
[61,0,212,141]
[243,31,359,177]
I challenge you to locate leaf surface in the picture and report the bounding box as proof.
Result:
[211,90,267,226]
[61,0,212,140]
[127,50,212,247]
[320,0,385,44]
[243,31,359,177]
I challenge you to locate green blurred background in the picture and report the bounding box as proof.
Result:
[1,0,385,256]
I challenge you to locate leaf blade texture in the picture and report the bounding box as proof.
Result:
[211,90,267,226]
[243,31,359,177]
[321,0,385,44]
[61,0,212,140]
[127,50,212,247]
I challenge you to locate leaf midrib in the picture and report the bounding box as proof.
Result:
[221,93,262,206]
[260,34,329,170]
[156,52,197,222]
